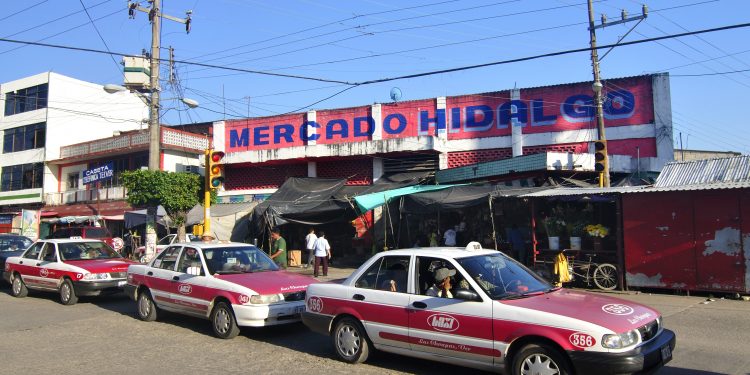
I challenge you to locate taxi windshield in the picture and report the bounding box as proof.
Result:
[59,242,121,260]
[203,246,279,274]
[457,253,552,300]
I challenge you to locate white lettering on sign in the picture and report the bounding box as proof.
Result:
[602,303,634,316]
[569,333,596,348]
[280,285,307,292]
[82,163,115,185]
[627,312,653,325]
[307,296,323,312]
[417,338,472,352]
[427,313,460,332]
[178,284,192,295]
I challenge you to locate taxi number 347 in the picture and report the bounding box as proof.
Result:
[570,333,595,348]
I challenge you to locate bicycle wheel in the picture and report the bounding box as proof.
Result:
[593,263,618,290]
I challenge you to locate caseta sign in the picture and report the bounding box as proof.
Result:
[226,76,655,152]
[83,162,114,185]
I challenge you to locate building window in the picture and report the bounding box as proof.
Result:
[1,163,43,192]
[2,122,46,153]
[4,84,48,116]
[67,172,79,190]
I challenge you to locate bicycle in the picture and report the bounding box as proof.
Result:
[532,250,619,291]
[566,251,619,290]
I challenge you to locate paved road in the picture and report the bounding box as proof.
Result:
[0,272,748,375]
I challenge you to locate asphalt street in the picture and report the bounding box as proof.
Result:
[0,268,748,375]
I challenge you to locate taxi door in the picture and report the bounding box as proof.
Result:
[37,243,65,290]
[145,246,183,310]
[408,256,495,365]
[168,246,212,316]
[347,255,412,350]
[13,242,45,288]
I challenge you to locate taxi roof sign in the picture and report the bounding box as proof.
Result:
[465,241,483,251]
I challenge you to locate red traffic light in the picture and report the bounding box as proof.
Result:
[211,151,225,163]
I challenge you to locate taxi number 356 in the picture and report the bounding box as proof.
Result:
[570,333,595,348]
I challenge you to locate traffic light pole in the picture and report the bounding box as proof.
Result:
[203,149,212,238]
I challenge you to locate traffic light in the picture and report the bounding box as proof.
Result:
[593,140,608,172]
[207,150,225,189]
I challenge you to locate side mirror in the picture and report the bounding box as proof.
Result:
[186,266,202,276]
[455,289,482,302]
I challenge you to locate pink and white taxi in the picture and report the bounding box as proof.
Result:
[124,242,317,339]
[3,239,135,305]
[302,243,676,375]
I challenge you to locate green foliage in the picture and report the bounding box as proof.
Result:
[121,170,205,227]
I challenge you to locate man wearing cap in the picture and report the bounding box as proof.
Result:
[270,228,287,268]
[426,267,456,298]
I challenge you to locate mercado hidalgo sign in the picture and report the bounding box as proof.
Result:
[225,76,655,152]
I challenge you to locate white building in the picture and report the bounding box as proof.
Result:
[0,72,146,211]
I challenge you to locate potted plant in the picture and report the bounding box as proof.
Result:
[567,221,586,250]
[585,224,609,251]
[542,211,566,250]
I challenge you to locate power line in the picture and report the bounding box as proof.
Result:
[670,68,750,77]
[78,0,122,75]
[0,1,49,23]
[2,0,115,39]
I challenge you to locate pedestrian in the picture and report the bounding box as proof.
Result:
[312,231,331,277]
[508,224,527,265]
[304,227,317,269]
[443,226,457,246]
[269,228,287,268]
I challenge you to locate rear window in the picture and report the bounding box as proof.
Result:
[84,228,110,238]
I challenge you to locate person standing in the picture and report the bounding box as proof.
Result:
[313,231,331,277]
[508,224,527,265]
[443,226,457,246]
[304,227,317,269]
[270,228,287,268]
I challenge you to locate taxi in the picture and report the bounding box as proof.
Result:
[124,241,317,339]
[3,239,135,305]
[302,242,676,375]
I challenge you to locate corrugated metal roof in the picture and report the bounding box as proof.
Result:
[655,155,750,187]
[518,181,750,198]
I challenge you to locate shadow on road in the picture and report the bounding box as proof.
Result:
[660,368,729,375]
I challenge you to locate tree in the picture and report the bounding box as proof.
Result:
[122,170,203,242]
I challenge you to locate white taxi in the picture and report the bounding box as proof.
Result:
[3,239,135,305]
[125,242,317,339]
[302,243,676,375]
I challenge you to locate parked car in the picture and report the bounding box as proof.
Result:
[125,242,316,339]
[302,242,676,375]
[48,226,115,248]
[133,233,198,262]
[0,234,33,283]
[3,239,135,305]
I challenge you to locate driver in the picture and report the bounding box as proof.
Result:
[426,267,456,298]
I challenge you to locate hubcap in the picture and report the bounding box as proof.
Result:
[214,308,230,334]
[138,295,151,317]
[337,324,360,357]
[61,283,71,301]
[521,353,560,375]
[12,277,21,294]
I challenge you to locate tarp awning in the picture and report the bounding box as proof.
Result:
[354,184,458,212]
[401,185,498,214]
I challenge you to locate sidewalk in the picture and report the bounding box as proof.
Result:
[285,264,358,282]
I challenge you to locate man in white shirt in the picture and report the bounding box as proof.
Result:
[312,231,331,277]
[443,226,457,246]
[304,228,317,269]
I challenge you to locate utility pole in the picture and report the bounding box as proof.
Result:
[587,0,647,187]
[128,0,192,259]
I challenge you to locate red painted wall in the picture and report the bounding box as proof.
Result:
[623,189,749,293]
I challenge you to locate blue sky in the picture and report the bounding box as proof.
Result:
[1,0,749,154]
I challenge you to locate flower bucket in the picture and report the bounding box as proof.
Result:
[569,236,582,250]
[548,236,560,250]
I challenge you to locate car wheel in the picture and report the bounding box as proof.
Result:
[512,343,572,375]
[60,279,78,305]
[211,302,240,339]
[136,290,158,322]
[10,274,28,298]
[332,317,371,364]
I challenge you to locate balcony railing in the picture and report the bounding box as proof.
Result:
[45,186,127,206]
[59,128,209,160]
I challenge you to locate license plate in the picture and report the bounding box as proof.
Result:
[294,305,304,314]
[660,345,672,362]
[117,281,126,287]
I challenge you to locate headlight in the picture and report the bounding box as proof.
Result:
[249,294,282,304]
[602,329,639,349]
[82,273,111,281]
